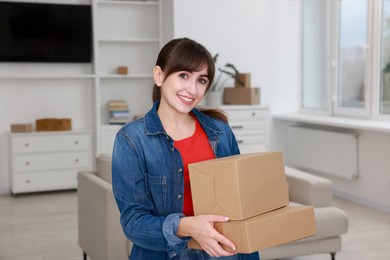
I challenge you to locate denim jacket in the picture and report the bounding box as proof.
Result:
[112,101,259,260]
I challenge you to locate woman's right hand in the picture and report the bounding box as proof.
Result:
[177,214,237,257]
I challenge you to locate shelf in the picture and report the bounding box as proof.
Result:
[98,0,158,6]
[99,74,152,79]
[99,124,125,131]
[0,75,95,80]
[98,38,159,43]
[273,113,390,133]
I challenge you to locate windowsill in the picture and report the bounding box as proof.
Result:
[273,113,390,133]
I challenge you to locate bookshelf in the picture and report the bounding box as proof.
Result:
[92,0,163,154]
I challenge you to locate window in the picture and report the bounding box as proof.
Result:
[301,0,386,119]
[301,0,329,112]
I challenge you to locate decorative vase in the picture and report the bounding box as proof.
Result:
[205,91,223,106]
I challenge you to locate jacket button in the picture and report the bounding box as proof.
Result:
[178,168,183,173]
[171,147,175,152]
[177,194,182,200]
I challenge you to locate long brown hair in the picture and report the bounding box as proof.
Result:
[152,38,228,123]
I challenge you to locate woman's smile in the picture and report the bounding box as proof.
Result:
[178,94,195,105]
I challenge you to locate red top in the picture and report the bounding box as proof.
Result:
[174,116,215,216]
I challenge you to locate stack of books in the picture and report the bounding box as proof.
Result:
[108,100,132,125]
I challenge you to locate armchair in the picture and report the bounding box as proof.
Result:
[77,156,348,260]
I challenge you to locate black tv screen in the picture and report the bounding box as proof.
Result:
[0,1,92,63]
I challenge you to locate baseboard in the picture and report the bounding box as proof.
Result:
[333,189,390,214]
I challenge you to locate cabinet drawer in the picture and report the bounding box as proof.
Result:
[235,135,265,146]
[12,134,89,154]
[12,170,78,193]
[13,152,90,173]
[224,109,268,120]
[230,121,266,132]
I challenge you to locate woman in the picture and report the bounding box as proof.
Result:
[112,38,260,260]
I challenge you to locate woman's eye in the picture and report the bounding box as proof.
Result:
[199,78,209,85]
[179,73,188,79]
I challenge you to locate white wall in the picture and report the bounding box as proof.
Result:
[172,0,301,115]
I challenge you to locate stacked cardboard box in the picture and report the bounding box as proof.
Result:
[188,151,317,253]
[223,73,260,105]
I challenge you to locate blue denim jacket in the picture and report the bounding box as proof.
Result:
[112,101,260,260]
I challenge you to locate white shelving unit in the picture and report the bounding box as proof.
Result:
[92,0,162,155]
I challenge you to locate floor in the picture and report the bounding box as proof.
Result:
[0,191,389,260]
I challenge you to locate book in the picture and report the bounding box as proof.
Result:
[108,100,132,125]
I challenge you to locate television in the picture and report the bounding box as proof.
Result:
[0,1,92,63]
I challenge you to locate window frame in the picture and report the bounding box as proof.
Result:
[300,0,390,120]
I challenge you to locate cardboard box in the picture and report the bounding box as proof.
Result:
[10,124,33,133]
[223,87,260,105]
[188,205,317,253]
[235,73,251,88]
[117,66,128,75]
[189,152,289,220]
[36,118,72,131]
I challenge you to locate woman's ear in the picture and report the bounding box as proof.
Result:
[153,66,164,86]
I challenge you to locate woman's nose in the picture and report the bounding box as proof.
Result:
[186,80,198,95]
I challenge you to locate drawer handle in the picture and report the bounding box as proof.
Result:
[25,143,29,147]
[26,179,30,184]
[252,112,256,116]
[231,125,244,129]
[237,140,244,144]
[75,158,80,163]
[25,161,30,166]
[74,140,79,145]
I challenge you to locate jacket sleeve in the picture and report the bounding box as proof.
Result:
[111,131,188,258]
[224,121,241,155]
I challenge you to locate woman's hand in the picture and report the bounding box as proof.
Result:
[177,215,237,257]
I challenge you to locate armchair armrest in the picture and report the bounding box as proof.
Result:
[77,171,129,260]
[285,167,333,207]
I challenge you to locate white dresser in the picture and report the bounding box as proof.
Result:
[9,130,93,194]
[220,105,269,154]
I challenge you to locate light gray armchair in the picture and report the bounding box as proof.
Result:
[260,167,349,260]
[77,154,131,260]
[77,155,348,260]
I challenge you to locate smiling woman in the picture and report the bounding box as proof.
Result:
[111,38,259,260]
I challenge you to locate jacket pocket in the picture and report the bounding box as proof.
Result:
[146,174,167,214]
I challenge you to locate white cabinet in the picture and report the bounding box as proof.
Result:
[220,105,269,154]
[93,0,163,154]
[9,131,93,194]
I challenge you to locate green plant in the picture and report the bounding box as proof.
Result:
[384,62,390,72]
[210,54,244,91]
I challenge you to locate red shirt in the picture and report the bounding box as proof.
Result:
[174,116,215,216]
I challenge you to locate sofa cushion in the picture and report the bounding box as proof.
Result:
[96,154,112,184]
[302,206,348,242]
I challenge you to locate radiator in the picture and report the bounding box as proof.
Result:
[287,125,358,180]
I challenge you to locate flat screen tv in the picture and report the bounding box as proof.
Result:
[0,1,92,63]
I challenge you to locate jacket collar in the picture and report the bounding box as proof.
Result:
[144,101,221,137]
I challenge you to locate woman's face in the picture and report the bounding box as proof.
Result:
[154,66,210,115]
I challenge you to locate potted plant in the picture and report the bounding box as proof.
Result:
[206,54,245,106]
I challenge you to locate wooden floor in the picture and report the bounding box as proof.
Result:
[0,191,389,260]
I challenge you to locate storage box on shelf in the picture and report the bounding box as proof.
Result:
[93,0,162,154]
[9,130,93,194]
[219,105,269,153]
